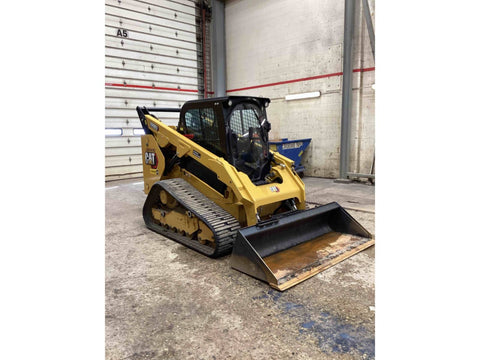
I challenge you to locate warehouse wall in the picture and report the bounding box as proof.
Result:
[225,0,375,178]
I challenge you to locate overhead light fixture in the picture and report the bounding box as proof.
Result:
[285,91,321,101]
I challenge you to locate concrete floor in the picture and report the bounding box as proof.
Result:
[105,177,375,360]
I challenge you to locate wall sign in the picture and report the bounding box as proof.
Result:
[117,29,128,37]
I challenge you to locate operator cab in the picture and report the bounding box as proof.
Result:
[177,96,272,184]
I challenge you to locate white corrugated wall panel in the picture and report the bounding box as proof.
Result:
[105,0,201,181]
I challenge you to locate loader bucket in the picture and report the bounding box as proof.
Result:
[230,202,374,291]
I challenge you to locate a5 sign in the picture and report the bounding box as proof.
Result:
[117,29,128,37]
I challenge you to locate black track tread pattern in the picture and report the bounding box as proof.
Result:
[143,178,241,258]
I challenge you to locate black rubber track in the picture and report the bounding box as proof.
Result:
[143,178,241,258]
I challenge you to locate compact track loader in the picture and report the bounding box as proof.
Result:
[136,96,374,290]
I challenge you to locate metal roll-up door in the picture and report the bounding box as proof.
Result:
[105,0,203,181]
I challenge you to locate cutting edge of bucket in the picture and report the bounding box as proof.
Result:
[269,238,375,291]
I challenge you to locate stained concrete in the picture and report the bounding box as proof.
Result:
[105,177,375,359]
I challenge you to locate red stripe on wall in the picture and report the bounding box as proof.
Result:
[105,82,214,95]
[226,67,375,93]
[353,67,375,73]
[104,67,375,95]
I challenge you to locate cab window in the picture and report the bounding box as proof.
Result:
[184,107,222,156]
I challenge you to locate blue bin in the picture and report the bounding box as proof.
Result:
[269,138,312,175]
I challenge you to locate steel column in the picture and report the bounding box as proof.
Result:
[211,0,226,97]
[362,0,375,60]
[339,0,355,179]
